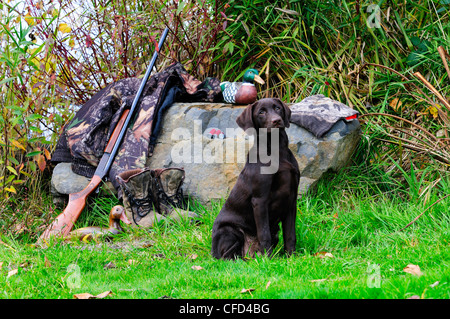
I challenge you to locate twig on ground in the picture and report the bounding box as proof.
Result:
[413,72,450,112]
[399,193,450,231]
[438,46,450,81]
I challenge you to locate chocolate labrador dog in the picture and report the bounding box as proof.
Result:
[211,98,300,259]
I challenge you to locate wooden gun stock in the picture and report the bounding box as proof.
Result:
[39,175,102,239]
[39,110,130,240]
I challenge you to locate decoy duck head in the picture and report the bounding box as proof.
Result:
[243,69,265,85]
[109,205,131,231]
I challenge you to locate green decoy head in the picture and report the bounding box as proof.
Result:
[243,69,265,85]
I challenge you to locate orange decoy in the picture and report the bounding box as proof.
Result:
[66,205,131,242]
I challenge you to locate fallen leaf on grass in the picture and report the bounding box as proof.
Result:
[429,281,439,288]
[96,291,113,298]
[309,278,327,283]
[0,262,3,270]
[240,288,255,294]
[403,264,423,276]
[265,281,271,289]
[73,293,95,299]
[6,261,33,278]
[389,97,402,112]
[314,251,334,259]
[191,265,204,271]
[7,268,18,278]
[188,254,198,260]
[407,295,421,299]
[73,291,112,299]
[44,256,51,268]
[128,259,139,265]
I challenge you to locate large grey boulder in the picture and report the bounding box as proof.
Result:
[51,102,361,205]
[147,102,361,204]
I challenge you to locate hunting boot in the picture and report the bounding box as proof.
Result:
[151,168,198,221]
[116,168,164,227]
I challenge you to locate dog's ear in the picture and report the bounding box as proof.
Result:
[236,101,257,131]
[275,98,291,128]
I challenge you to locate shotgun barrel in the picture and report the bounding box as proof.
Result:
[103,27,169,175]
[38,27,169,241]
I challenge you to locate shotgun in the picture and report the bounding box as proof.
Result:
[39,27,169,241]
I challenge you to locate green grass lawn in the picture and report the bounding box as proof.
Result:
[1,166,449,300]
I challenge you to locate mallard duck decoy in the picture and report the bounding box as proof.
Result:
[66,205,131,242]
[221,68,265,104]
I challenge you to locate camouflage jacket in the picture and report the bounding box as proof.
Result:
[52,62,222,190]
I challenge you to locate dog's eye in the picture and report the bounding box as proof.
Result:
[259,110,266,115]
[274,106,281,111]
